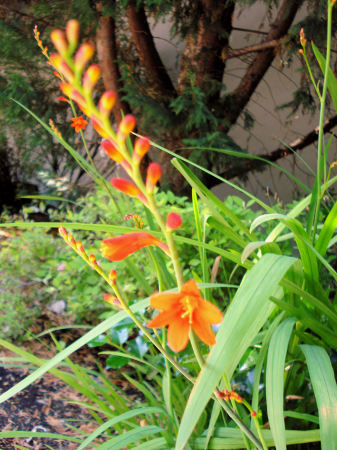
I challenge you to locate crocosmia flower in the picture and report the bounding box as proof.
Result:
[147,279,222,352]
[101,232,170,261]
[71,116,88,132]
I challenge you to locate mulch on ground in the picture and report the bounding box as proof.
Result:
[0,311,137,450]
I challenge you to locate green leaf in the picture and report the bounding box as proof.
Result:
[77,407,165,450]
[301,345,337,449]
[95,425,164,449]
[176,254,296,450]
[192,428,320,448]
[315,200,337,258]
[266,317,296,450]
[0,299,149,404]
[312,42,337,113]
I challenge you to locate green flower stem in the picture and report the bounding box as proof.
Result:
[222,374,251,450]
[311,0,333,241]
[214,396,263,450]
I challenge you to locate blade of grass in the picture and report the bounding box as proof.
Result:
[175,254,296,450]
[301,345,337,449]
[266,318,296,450]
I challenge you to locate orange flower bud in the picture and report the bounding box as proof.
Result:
[133,137,150,161]
[101,140,124,163]
[109,269,117,283]
[118,115,136,136]
[92,117,109,138]
[50,29,68,56]
[251,411,257,418]
[74,43,95,72]
[89,254,97,265]
[104,294,121,307]
[76,240,86,255]
[83,64,101,93]
[146,162,162,191]
[50,54,74,83]
[111,178,141,197]
[166,212,182,230]
[66,19,80,48]
[98,91,116,116]
[59,226,68,238]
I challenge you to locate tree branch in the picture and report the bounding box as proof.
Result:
[223,37,284,60]
[126,0,176,99]
[216,115,337,183]
[223,0,302,127]
[96,8,131,123]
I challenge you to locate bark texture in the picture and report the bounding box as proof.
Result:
[96,13,131,123]
[127,0,176,99]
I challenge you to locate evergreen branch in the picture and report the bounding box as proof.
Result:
[0,4,50,25]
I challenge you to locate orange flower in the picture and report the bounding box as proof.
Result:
[71,116,88,133]
[147,279,222,352]
[101,232,170,261]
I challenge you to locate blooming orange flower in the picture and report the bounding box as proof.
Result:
[71,116,88,133]
[101,232,170,261]
[147,279,222,352]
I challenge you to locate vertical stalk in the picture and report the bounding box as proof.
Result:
[311,0,333,241]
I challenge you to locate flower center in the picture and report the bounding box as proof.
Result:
[180,295,197,324]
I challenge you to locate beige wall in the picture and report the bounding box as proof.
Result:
[151,2,335,204]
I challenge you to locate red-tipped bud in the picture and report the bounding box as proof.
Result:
[76,240,86,255]
[59,83,88,113]
[251,411,257,418]
[166,212,182,230]
[74,43,95,72]
[101,140,124,163]
[111,178,141,197]
[66,19,80,48]
[104,294,121,307]
[109,269,117,283]
[59,226,68,238]
[50,54,74,82]
[50,29,68,56]
[67,235,76,247]
[83,64,101,93]
[89,254,97,265]
[98,91,116,116]
[92,117,109,138]
[146,162,162,191]
[118,115,136,136]
[111,178,148,205]
[133,137,150,162]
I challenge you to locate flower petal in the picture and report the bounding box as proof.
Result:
[197,300,223,324]
[101,232,169,261]
[111,178,140,197]
[167,318,190,352]
[181,279,201,297]
[150,292,181,310]
[147,309,177,328]
[192,314,216,347]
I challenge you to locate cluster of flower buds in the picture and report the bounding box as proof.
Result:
[216,389,243,403]
[52,21,182,265]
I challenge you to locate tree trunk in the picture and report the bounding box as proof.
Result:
[96,11,131,123]
[178,0,235,104]
[126,0,176,99]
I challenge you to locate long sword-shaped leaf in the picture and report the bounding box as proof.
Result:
[301,345,337,450]
[0,299,149,404]
[193,428,320,449]
[175,253,296,450]
[266,317,296,449]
